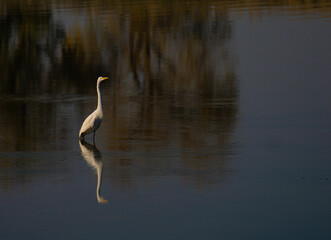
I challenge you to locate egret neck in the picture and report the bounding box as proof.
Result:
[96,79,104,116]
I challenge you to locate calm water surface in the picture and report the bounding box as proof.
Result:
[1,1,331,239]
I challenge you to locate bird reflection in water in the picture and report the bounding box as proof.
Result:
[79,139,108,204]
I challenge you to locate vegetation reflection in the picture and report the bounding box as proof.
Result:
[0,0,329,190]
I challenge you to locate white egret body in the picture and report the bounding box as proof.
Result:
[79,77,108,141]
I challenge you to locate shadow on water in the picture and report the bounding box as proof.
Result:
[79,139,108,204]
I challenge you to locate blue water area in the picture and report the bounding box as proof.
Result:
[0,1,331,239]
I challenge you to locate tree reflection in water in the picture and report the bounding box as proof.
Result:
[0,0,238,189]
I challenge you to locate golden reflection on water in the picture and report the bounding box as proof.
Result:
[0,0,330,190]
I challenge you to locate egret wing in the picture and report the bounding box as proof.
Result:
[79,112,97,136]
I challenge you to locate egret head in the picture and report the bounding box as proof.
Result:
[97,76,109,83]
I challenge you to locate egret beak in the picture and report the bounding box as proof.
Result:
[101,77,108,80]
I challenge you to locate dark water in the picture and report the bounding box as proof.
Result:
[1,0,331,239]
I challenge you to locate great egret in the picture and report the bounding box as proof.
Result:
[79,76,108,142]
[79,139,108,204]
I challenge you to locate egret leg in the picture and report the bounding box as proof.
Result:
[79,134,84,141]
